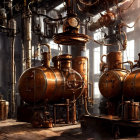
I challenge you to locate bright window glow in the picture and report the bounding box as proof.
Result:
[123,40,134,62]
[127,22,134,33]
[102,46,107,63]
[94,82,101,98]
[54,2,65,10]
[86,49,89,59]
[49,41,62,50]
[94,31,102,40]
[103,45,107,54]
[94,47,100,74]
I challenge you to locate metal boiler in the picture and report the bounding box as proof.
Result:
[99,51,129,99]
[123,69,140,99]
[18,53,84,104]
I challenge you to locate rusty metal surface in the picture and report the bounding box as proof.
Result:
[99,70,129,98]
[123,69,140,99]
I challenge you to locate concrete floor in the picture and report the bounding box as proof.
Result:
[0,120,140,140]
[0,120,91,140]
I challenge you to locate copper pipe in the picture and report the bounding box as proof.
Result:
[101,54,107,64]
[38,43,51,67]
[120,61,133,72]
[84,96,91,115]
[66,99,70,124]
[100,54,108,72]
[39,43,51,56]
[72,94,76,124]
[66,0,72,15]
[120,31,127,51]
[88,82,93,105]
[52,56,60,69]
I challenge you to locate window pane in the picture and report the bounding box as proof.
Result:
[94,47,100,74]
[127,22,134,33]
[94,82,101,98]
[123,40,134,62]
[86,49,89,59]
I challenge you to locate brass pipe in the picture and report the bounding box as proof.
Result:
[88,82,93,105]
[39,43,51,56]
[38,43,51,67]
[66,0,71,14]
[101,54,107,64]
[84,96,91,115]
[100,54,108,72]
[119,61,133,72]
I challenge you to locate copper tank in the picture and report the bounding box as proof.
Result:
[99,70,129,99]
[122,101,140,120]
[0,100,9,120]
[18,54,83,104]
[123,69,140,99]
[107,51,122,70]
[72,56,88,96]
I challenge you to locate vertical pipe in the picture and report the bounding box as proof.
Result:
[23,1,32,69]
[21,42,25,72]
[8,16,16,118]
[11,37,15,118]
[25,13,32,69]
[66,0,73,15]
[72,94,77,124]
[66,99,70,124]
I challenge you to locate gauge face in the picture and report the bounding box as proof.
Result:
[67,17,79,28]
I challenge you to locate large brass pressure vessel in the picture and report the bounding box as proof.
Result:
[123,69,140,99]
[72,56,88,96]
[99,70,129,99]
[18,54,83,104]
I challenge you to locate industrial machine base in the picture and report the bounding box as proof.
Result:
[81,115,140,139]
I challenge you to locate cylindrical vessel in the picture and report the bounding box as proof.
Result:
[107,51,122,70]
[99,70,129,99]
[0,100,5,120]
[18,55,83,104]
[4,101,9,120]
[72,56,88,96]
[122,101,140,120]
[123,69,140,98]
[59,54,72,71]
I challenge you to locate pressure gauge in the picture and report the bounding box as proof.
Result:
[67,17,79,28]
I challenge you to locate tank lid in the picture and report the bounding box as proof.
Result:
[59,54,72,61]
